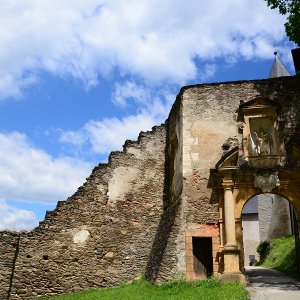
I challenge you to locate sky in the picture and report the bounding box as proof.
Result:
[0,0,296,231]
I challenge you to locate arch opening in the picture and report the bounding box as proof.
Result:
[241,193,298,274]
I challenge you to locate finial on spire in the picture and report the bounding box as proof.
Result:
[268,51,291,78]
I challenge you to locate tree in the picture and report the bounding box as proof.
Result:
[265,0,300,46]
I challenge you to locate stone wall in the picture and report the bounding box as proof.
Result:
[181,82,241,223]
[178,76,300,273]
[179,81,249,273]
[0,231,20,300]
[258,194,292,241]
[145,93,183,282]
[1,76,300,299]
[6,125,168,299]
[181,76,300,211]
[268,196,292,239]
[242,214,260,265]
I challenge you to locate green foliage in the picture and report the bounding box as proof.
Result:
[257,240,270,260]
[264,0,300,46]
[257,235,297,277]
[43,277,249,300]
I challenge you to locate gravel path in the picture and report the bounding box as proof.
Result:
[245,266,300,300]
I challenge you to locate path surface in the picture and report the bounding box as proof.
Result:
[245,266,300,300]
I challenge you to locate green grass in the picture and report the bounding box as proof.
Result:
[43,277,249,300]
[257,235,297,277]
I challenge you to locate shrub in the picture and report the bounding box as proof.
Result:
[257,240,270,260]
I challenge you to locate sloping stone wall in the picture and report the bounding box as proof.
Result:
[6,125,167,299]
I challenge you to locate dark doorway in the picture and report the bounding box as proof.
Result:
[192,237,213,279]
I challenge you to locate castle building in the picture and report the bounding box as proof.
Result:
[1,51,300,299]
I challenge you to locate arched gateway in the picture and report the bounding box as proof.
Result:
[213,97,300,282]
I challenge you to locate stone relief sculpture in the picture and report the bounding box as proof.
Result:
[254,172,280,193]
[251,130,270,155]
[221,137,240,156]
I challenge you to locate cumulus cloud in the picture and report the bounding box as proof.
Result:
[0,199,38,231]
[0,0,290,100]
[59,81,173,155]
[0,131,93,203]
[60,111,161,155]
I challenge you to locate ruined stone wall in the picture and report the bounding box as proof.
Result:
[0,232,20,300]
[6,125,167,299]
[1,76,300,299]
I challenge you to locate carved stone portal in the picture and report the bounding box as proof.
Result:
[254,172,280,193]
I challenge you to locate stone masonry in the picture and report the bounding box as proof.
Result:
[1,75,300,299]
[0,232,20,300]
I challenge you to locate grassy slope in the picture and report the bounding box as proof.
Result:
[257,235,297,277]
[44,278,249,300]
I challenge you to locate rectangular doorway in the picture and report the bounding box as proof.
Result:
[192,237,213,279]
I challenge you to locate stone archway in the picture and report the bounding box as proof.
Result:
[215,158,300,282]
[212,97,300,282]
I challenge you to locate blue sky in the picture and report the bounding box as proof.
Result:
[0,0,296,230]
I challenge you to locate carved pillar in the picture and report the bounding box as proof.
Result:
[223,183,237,248]
[220,177,246,282]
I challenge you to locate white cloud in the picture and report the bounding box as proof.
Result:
[0,0,291,100]
[0,199,38,231]
[88,113,157,153]
[199,64,217,81]
[60,112,158,155]
[112,81,149,107]
[0,74,38,99]
[0,131,93,204]
[59,82,174,155]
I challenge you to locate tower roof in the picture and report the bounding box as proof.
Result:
[268,52,291,78]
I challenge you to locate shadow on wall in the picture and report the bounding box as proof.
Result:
[145,105,182,282]
[207,169,222,205]
[145,199,181,282]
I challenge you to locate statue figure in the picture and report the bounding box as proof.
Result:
[252,130,270,155]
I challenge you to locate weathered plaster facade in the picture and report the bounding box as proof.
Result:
[1,76,300,298]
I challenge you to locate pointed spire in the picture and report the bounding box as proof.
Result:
[268,52,291,78]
